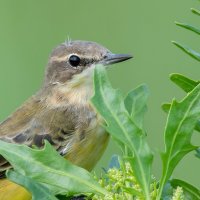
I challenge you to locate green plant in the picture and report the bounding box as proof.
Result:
[0,3,200,200]
[0,64,199,200]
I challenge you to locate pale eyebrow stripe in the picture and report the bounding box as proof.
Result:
[50,55,99,63]
[50,56,68,62]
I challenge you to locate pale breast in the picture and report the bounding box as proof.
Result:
[64,116,109,171]
[42,70,110,170]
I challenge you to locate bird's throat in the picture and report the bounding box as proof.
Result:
[46,66,95,108]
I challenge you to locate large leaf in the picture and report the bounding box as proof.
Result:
[7,170,57,200]
[124,84,149,130]
[156,83,200,199]
[170,179,200,200]
[0,140,107,196]
[162,74,200,132]
[172,41,200,62]
[162,102,200,133]
[91,65,153,200]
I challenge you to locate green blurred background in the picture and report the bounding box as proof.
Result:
[0,0,199,188]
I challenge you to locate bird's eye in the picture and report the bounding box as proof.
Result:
[69,55,81,67]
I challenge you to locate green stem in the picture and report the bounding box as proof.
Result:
[156,177,165,200]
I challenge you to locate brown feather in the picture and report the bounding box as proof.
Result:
[0,40,132,200]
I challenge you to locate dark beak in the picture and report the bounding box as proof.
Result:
[100,53,133,65]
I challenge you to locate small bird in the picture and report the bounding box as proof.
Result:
[0,40,132,199]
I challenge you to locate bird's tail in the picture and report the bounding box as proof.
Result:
[0,179,31,200]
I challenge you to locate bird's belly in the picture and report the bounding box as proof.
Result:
[65,125,109,171]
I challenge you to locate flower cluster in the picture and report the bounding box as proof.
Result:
[92,161,184,200]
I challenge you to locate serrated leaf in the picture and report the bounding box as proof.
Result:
[157,84,200,199]
[170,179,200,200]
[172,41,200,62]
[170,74,199,93]
[162,75,200,133]
[91,65,153,200]
[175,21,200,35]
[163,88,200,176]
[0,140,107,196]
[124,84,149,130]
[191,8,200,16]
[162,103,200,133]
[7,170,57,200]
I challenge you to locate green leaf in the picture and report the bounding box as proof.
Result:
[162,103,200,133]
[123,187,143,197]
[195,148,200,159]
[162,74,200,133]
[170,179,200,200]
[91,65,153,200]
[124,84,149,130]
[56,195,68,200]
[195,121,200,132]
[157,84,200,199]
[162,103,171,113]
[175,21,200,35]
[172,41,200,62]
[191,8,200,16]
[0,140,107,196]
[7,170,57,200]
[170,74,199,93]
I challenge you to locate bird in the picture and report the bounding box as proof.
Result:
[0,40,132,200]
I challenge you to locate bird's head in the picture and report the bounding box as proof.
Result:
[44,40,132,86]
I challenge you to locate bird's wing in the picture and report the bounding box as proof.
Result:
[0,97,42,177]
[0,96,41,137]
[0,96,74,177]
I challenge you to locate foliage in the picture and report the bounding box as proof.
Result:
[92,66,200,200]
[0,3,200,200]
[0,64,199,199]
[91,66,153,200]
[0,140,107,199]
[92,158,157,200]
